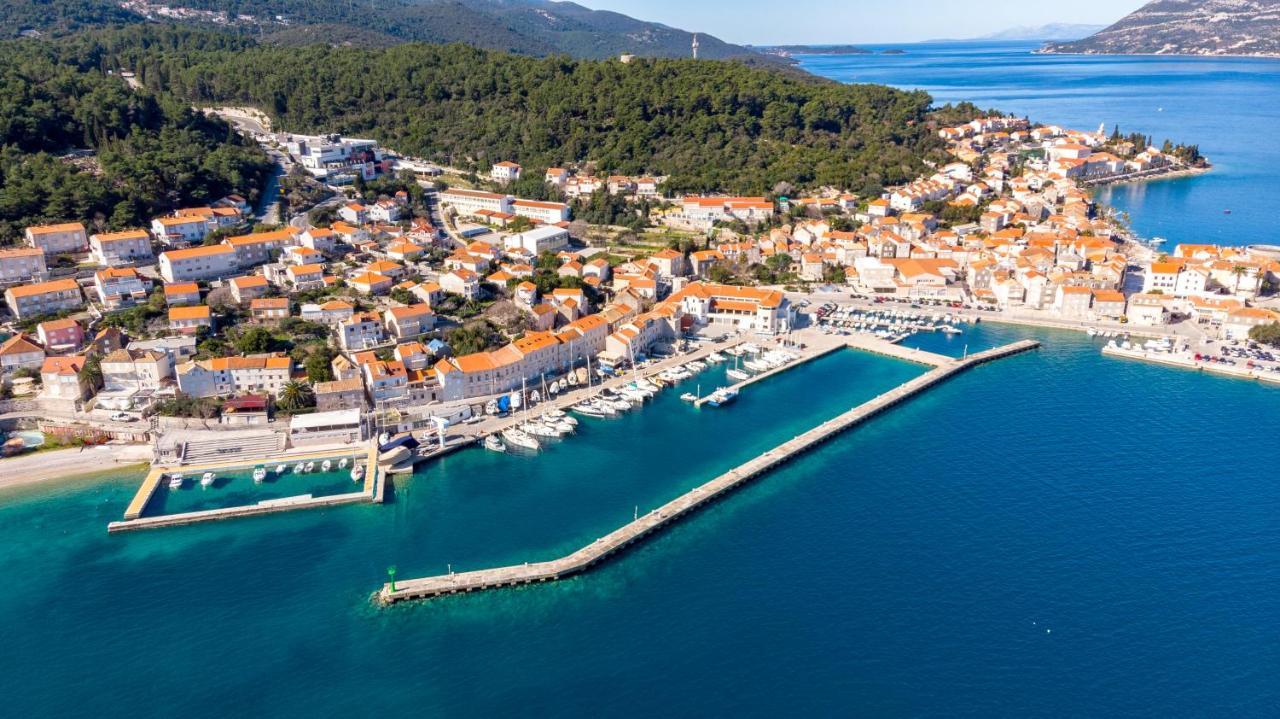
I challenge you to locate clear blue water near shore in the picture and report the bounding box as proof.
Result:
[2,323,1279,716]
[797,41,1280,248]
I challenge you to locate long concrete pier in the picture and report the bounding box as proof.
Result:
[379,339,1039,604]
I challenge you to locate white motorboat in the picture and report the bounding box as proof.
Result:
[523,422,560,439]
[304,461,315,473]
[743,359,771,372]
[502,427,540,450]
[940,325,962,335]
[275,464,286,474]
[200,472,216,488]
[571,401,608,418]
[706,352,726,363]
[484,435,506,452]
[338,457,348,469]
[1086,327,1098,337]
[167,473,184,489]
[680,392,698,402]
[727,368,751,381]
[350,464,365,482]
[293,462,304,473]
[252,466,267,483]
[320,459,331,472]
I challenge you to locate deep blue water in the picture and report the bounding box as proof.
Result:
[797,41,1280,247]
[1,326,1278,717]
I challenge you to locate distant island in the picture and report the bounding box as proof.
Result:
[881,49,906,55]
[755,45,874,58]
[980,23,1106,42]
[1043,0,1280,57]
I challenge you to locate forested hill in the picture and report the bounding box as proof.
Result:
[81,28,944,195]
[3,0,787,67]
[0,38,272,242]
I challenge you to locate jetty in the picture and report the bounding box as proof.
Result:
[108,440,382,533]
[378,339,1039,604]
[694,332,951,407]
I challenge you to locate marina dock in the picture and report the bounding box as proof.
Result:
[379,339,1039,604]
[694,332,952,407]
[108,441,382,533]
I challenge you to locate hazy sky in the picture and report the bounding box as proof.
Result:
[577,0,1148,44]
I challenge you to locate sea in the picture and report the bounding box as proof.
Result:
[796,41,1280,248]
[2,44,1280,718]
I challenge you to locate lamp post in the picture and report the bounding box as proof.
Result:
[387,565,397,593]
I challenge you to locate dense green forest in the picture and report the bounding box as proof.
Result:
[0,39,272,242]
[76,28,945,195]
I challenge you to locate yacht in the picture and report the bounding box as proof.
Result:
[321,459,332,472]
[705,387,739,408]
[200,472,216,488]
[167,473,185,489]
[484,435,506,452]
[252,466,267,483]
[502,427,540,451]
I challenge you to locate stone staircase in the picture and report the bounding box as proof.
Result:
[179,431,285,465]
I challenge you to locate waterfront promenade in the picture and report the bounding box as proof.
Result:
[379,338,1039,604]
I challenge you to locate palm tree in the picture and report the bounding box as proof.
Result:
[277,380,314,411]
[1230,265,1249,295]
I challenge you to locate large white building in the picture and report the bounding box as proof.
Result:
[440,189,514,217]
[25,222,88,255]
[512,199,570,224]
[0,247,47,287]
[158,244,238,283]
[90,229,154,267]
[176,354,293,398]
[290,135,382,183]
[504,225,570,255]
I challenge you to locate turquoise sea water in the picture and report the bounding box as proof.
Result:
[2,326,1279,716]
[797,41,1280,247]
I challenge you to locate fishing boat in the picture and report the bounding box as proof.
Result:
[167,473,184,489]
[705,387,738,408]
[200,472,216,488]
[484,435,506,452]
[350,464,365,482]
[502,427,540,450]
[252,466,267,483]
[275,464,286,474]
[321,459,332,472]
[293,462,304,473]
[304,461,315,473]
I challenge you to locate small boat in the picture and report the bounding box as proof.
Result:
[1086,327,1097,337]
[275,464,286,474]
[1224,209,1232,214]
[680,392,698,402]
[321,459,332,472]
[304,461,315,473]
[940,326,962,335]
[727,368,751,381]
[571,401,608,418]
[167,473,184,489]
[252,466,267,483]
[350,464,365,482]
[338,457,348,469]
[293,462,304,473]
[200,472,216,488]
[484,435,506,452]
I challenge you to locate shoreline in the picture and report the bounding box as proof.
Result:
[0,444,153,492]
[1085,165,1211,188]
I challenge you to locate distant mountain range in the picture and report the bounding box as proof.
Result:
[1043,0,1280,56]
[3,0,791,67]
[980,23,1107,41]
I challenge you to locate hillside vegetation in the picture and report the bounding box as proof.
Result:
[81,28,944,195]
[0,39,272,242]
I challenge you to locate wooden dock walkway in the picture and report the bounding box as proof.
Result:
[379,339,1039,604]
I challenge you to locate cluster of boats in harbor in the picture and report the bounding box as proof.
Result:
[814,305,968,342]
[164,456,364,490]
